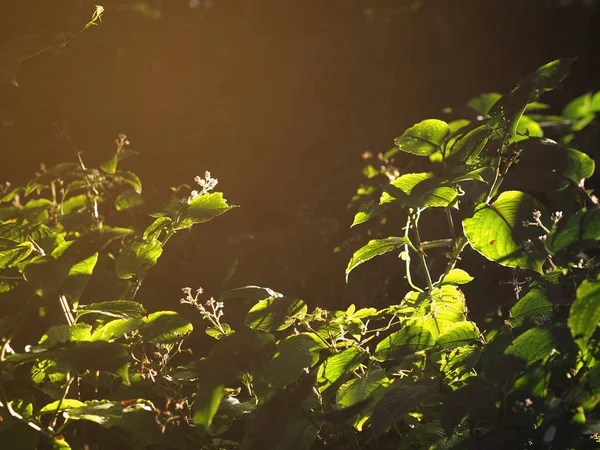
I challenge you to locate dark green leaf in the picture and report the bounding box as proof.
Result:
[449,124,495,163]
[193,384,223,433]
[509,286,553,328]
[115,191,144,211]
[371,378,439,436]
[258,333,325,389]
[61,252,98,303]
[115,239,163,280]
[245,296,307,332]
[505,139,595,192]
[569,279,600,352]
[5,341,129,373]
[548,208,600,254]
[489,58,576,137]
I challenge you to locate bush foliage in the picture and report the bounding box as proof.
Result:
[1,55,600,449]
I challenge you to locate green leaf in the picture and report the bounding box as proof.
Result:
[115,191,144,211]
[407,285,468,337]
[569,279,600,352]
[371,378,439,436]
[179,192,235,229]
[142,217,172,241]
[140,311,192,344]
[258,333,325,389]
[463,191,550,273]
[100,155,118,174]
[449,124,495,163]
[439,268,473,285]
[489,58,576,137]
[0,241,34,269]
[60,194,87,216]
[219,285,281,303]
[5,341,129,373]
[436,322,480,349]
[514,115,543,141]
[193,384,224,433]
[548,208,600,254]
[205,323,232,340]
[91,318,144,342]
[115,239,163,280]
[381,173,458,209]
[509,286,553,328]
[346,237,412,281]
[62,399,178,446]
[399,423,447,449]
[39,324,92,348]
[351,202,385,227]
[61,252,98,303]
[467,92,502,116]
[245,296,307,332]
[115,171,142,194]
[504,327,555,366]
[318,347,366,392]
[336,368,388,409]
[100,150,139,175]
[75,300,147,320]
[39,399,86,414]
[563,92,593,119]
[393,119,450,156]
[373,325,435,361]
[450,167,493,184]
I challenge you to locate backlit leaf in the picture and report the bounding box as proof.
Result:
[346,237,412,281]
[463,191,550,273]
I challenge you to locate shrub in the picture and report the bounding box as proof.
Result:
[1,59,599,450]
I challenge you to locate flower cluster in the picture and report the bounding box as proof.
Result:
[180,287,226,335]
[187,171,219,204]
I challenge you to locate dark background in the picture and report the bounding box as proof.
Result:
[1,0,599,314]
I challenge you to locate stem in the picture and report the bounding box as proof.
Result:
[50,374,75,429]
[412,210,434,292]
[485,132,510,203]
[443,236,469,278]
[445,207,456,240]
[59,295,75,326]
[421,239,454,250]
[404,215,423,293]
